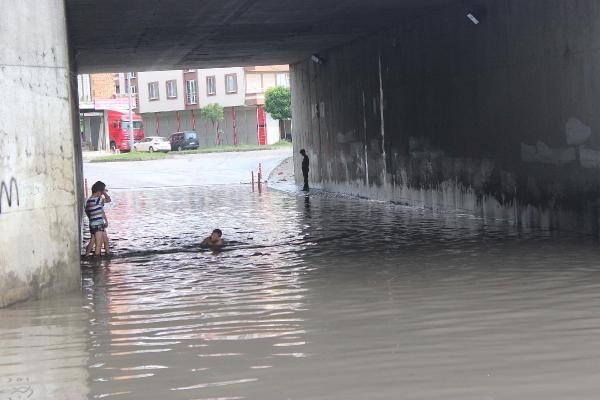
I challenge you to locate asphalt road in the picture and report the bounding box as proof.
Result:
[83,148,293,190]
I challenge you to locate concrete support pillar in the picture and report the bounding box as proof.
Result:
[0,0,81,307]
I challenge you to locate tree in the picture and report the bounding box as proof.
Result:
[264,86,291,140]
[201,103,225,145]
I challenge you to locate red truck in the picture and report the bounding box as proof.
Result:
[106,109,144,152]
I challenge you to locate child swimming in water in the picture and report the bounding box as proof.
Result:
[201,229,225,248]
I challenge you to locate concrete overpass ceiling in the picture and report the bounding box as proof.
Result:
[67,0,459,73]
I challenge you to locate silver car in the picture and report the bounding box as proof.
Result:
[134,136,171,153]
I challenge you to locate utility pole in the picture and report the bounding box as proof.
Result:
[128,72,134,151]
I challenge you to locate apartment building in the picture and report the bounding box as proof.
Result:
[137,66,289,146]
[244,65,291,141]
[244,65,290,106]
[78,73,139,150]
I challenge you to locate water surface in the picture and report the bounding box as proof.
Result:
[2,184,600,399]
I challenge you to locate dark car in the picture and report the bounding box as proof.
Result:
[169,131,199,151]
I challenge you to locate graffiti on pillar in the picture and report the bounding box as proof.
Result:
[0,376,34,398]
[0,177,19,214]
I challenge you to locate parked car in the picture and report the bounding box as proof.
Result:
[169,131,199,151]
[134,136,171,153]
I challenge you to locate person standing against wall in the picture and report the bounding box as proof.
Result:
[300,149,309,191]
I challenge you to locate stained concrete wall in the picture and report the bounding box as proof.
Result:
[292,0,600,234]
[0,0,81,307]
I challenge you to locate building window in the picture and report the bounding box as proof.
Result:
[148,81,159,100]
[206,76,216,96]
[127,73,136,96]
[166,80,178,99]
[131,84,137,95]
[186,80,197,104]
[78,74,92,102]
[276,72,290,87]
[225,73,238,94]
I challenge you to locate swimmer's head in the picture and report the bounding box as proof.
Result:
[211,229,222,240]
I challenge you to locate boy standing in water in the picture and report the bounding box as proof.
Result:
[201,229,225,248]
[85,181,111,256]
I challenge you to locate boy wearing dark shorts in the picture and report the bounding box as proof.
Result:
[85,181,111,256]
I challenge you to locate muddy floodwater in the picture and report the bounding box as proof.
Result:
[2,152,600,399]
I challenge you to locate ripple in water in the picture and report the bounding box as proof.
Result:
[2,185,600,399]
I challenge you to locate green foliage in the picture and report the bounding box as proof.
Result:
[200,103,224,125]
[264,86,291,121]
[88,142,293,162]
[90,151,168,162]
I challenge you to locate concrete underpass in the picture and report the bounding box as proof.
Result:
[2,0,600,306]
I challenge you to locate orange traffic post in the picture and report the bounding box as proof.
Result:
[258,163,262,183]
[251,171,255,192]
[257,163,262,193]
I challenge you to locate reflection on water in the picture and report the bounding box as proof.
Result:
[3,185,600,399]
[0,295,89,399]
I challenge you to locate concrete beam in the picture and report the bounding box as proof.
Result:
[0,0,81,307]
[66,0,458,73]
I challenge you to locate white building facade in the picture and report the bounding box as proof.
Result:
[137,70,186,114]
[137,66,289,146]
